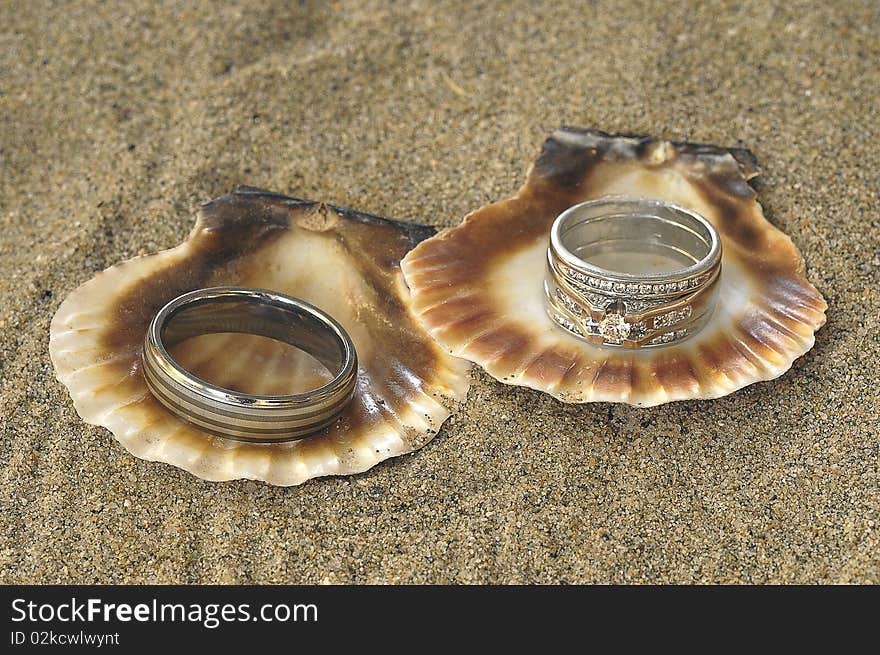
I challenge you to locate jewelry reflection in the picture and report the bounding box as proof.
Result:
[142,287,357,442]
[545,198,722,348]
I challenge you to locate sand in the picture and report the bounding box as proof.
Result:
[1,0,877,583]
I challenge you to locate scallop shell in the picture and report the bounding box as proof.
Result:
[49,187,471,485]
[401,128,827,406]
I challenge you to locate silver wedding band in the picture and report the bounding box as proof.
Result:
[142,287,357,442]
[545,197,722,348]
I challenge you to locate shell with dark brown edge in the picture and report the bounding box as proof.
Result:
[401,128,827,406]
[49,187,471,485]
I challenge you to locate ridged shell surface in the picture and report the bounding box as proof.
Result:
[49,188,472,485]
[401,129,827,406]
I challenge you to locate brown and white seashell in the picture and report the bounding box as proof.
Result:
[49,187,471,485]
[401,128,827,406]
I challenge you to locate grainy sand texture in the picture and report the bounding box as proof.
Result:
[1,0,877,583]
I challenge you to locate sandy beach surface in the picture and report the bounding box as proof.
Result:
[1,0,877,583]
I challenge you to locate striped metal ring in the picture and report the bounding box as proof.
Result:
[142,287,357,442]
